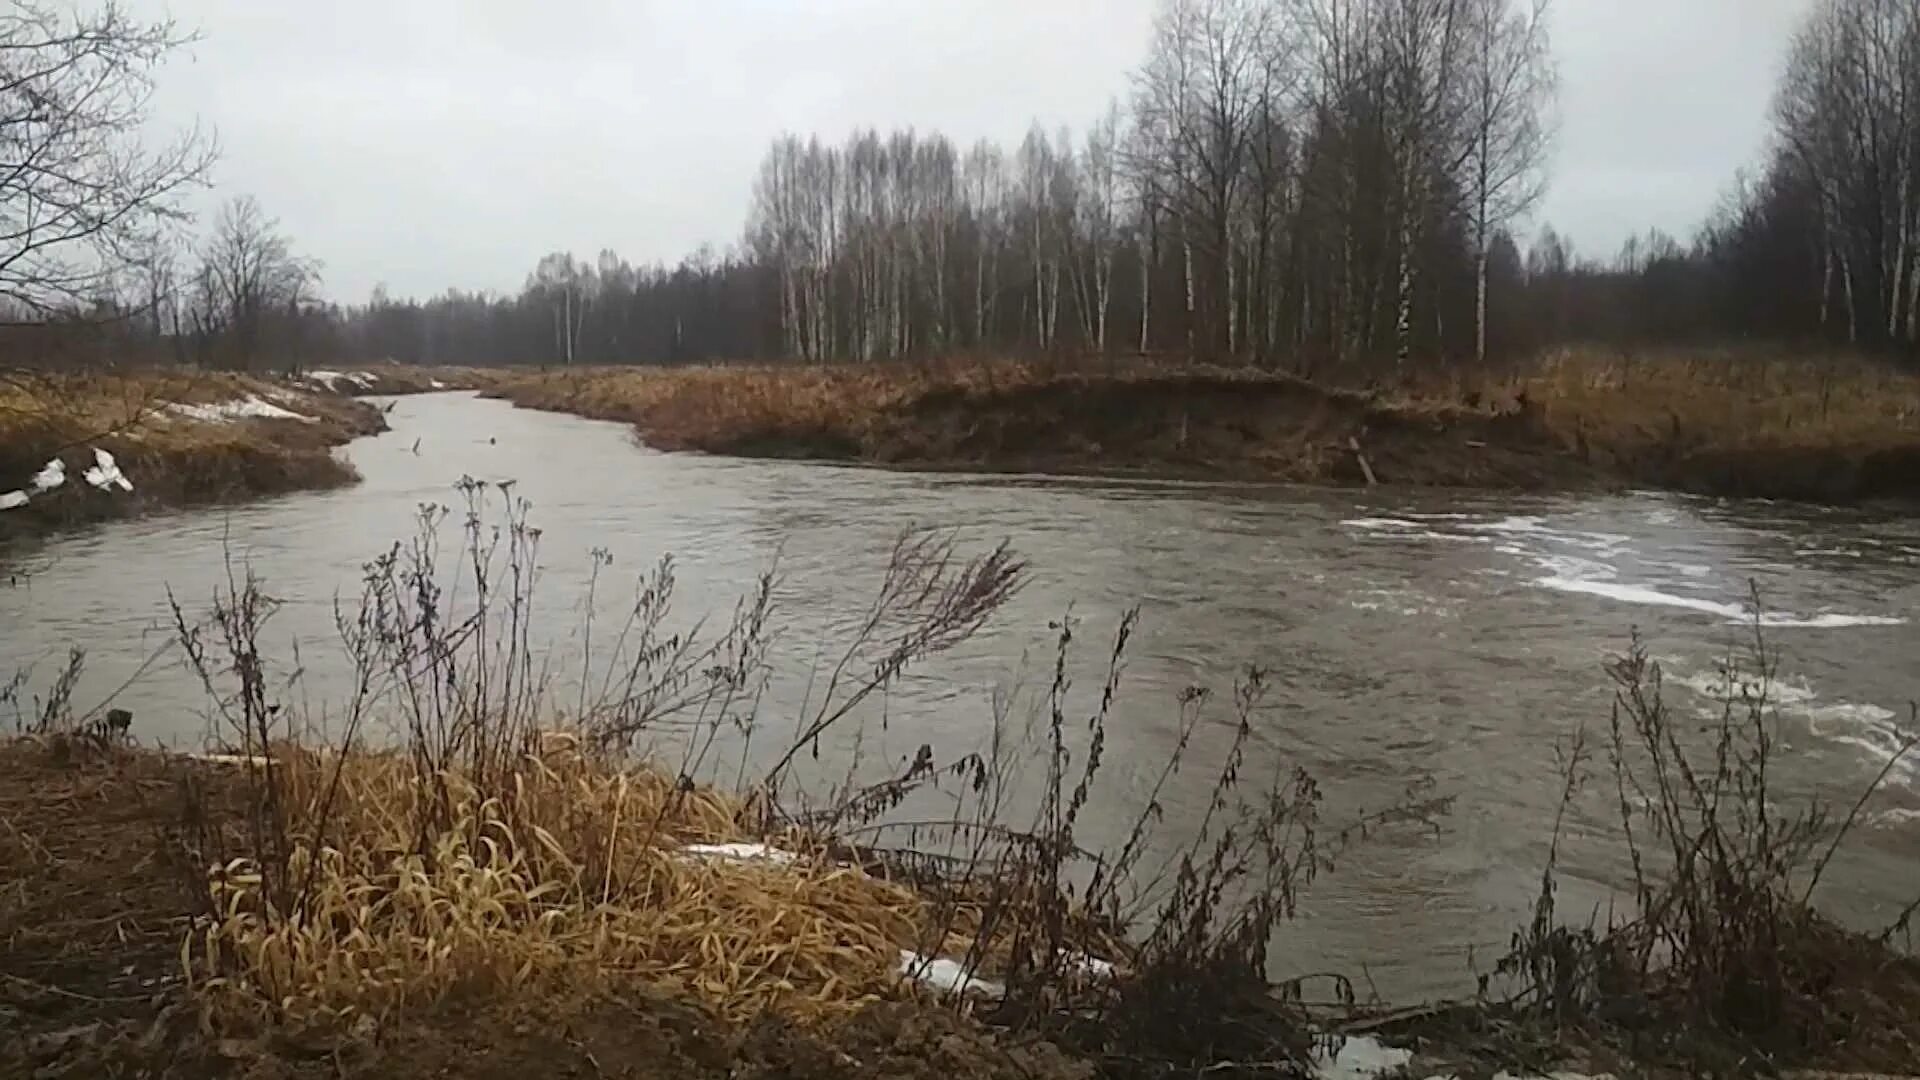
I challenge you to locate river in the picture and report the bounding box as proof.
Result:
[4,391,1917,1002]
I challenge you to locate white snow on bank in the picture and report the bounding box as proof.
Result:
[2,457,67,510]
[305,370,377,392]
[29,458,65,493]
[167,395,316,424]
[678,842,799,866]
[897,950,1005,999]
[1311,1036,1412,1079]
[1308,1036,1614,1080]
[83,448,132,492]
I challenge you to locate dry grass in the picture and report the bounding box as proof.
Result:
[0,368,384,532]
[184,743,935,1027]
[1448,346,1920,498]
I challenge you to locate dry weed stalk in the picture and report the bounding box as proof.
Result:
[166,480,1035,1029]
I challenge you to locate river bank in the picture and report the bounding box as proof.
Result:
[0,371,391,537]
[492,350,1920,503]
[3,737,1916,1080]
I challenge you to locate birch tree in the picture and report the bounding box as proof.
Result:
[1456,0,1553,364]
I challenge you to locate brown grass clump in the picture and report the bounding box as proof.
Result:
[0,368,385,533]
[184,744,929,1026]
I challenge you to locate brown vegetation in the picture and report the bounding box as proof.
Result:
[496,349,1920,502]
[0,369,384,536]
[1463,348,1920,501]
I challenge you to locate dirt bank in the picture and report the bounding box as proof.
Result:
[0,371,385,538]
[493,352,1920,502]
[496,363,1609,492]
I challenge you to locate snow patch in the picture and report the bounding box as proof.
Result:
[1310,1035,1413,1080]
[83,448,131,492]
[897,950,1005,999]
[0,490,26,510]
[678,842,799,866]
[30,458,65,493]
[167,394,317,424]
[305,370,378,393]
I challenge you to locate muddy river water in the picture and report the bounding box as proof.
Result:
[5,391,1917,1002]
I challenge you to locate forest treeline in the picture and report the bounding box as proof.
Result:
[5,0,1919,373]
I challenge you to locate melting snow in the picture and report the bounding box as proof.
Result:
[2,456,67,510]
[168,395,316,424]
[83,448,132,492]
[1310,1036,1413,1080]
[30,458,65,493]
[679,842,799,866]
[896,950,1005,999]
[306,370,377,392]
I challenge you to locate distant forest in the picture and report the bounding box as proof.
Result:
[6,0,1920,372]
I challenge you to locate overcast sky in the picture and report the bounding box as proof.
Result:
[135,0,1816,304]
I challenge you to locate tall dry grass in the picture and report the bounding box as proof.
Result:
[1444,346,1920,496]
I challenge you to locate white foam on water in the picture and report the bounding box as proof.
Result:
[1535,577,1905,628]
[1342,518,1494,543]
[1674,668,1916,787]
[1537,577,1742,618]
[1761,612,1907,628]
[1864,807,1920,829]
[1343,517,1427,530]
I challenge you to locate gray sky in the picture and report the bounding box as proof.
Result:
[138,0,1815,303]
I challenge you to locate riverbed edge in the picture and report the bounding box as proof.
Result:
[484,356,1920,505]
[0,374,389,543]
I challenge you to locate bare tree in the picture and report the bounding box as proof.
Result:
[1456,0,1553,364]
[0,1,215,316]
[197,196,319,371]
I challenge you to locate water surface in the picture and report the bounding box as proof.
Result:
[5,391,1916,1001]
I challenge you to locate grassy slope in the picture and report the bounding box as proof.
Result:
[495,350,1920,502]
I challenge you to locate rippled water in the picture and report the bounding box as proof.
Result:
[5,391,1917,1001]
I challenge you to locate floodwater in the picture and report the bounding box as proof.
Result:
[5,391,1918,1002]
